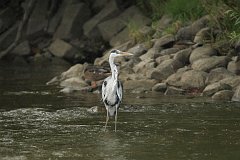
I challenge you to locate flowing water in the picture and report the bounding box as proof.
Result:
[1,62,240,160]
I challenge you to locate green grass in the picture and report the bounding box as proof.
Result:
[164,0,206,22]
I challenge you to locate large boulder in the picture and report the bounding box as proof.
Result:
[206,67,235,85]
[83,0,120,38]
[127,43,147,57]
[166,67,190,87]
[153,34,175,49]
[98,6,151,41]
[152,83,167,92]
[123,79,157,91]
[48,39,83,61]
[219,76,240,90]
[192,56,230,72]
[26,0,49,39]
[202,82,232,96]
[193,27,213,45]
[232,84,240,101]
[173,48,192,65]
[189,46,218,64]
[54,3,90,40]
[227,60,240,75]
[11,41,31,56]
[109,28,130,47]
[176,15,210,41]
[147,59,183,81]
[180,70,208,90]
[133,58,155,75]
[0,23,18,51]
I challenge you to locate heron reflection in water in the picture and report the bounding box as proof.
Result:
[101,49,133,132]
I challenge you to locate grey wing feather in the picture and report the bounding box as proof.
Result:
[101,77,109,102]
[116,80,123,103]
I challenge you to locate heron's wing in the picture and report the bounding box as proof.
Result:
[116,80,123,103]
[101,77,109,101]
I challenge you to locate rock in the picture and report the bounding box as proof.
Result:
[173,48,192,65]
[194,27,212,45]
[152,83,167,92]
[133,58,155,75]
[0,23,18,51]
[180,70,208,90]
[206,67,235,85]
[54,3,90,40]
[219,76,240,90]
[176,15,210,41]
[127,43,147,57]
[87,106,103,114]
[153,34,175,49]
[109,28,130,47]
[192,56,230,72]
[0,7,17,34]
[232,84,240,101]
[26,0,49,39]
[227,60,240,75]
[60,64,85,80]
[155,48,179,58]
[166,67,190,87]
[156,55,171,64]
[202,82,232,96]
[48,39,83,61]
[60,77,88,90]
[189,46,218,64]
[98,5,151,41]
[212,90,234,101]
[11,41,31,56]
[164,86,185,95]
[83,0,120,38]
[140,47,158,61]
[123,79,157,91]
[147,59,183,81]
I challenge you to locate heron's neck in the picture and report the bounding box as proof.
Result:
[109,56,118,81]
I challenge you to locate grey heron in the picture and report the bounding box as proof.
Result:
[101,49,133,132]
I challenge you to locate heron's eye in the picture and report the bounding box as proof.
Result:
[111,49,117,53]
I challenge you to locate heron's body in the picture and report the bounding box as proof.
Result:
[101,49,132,132]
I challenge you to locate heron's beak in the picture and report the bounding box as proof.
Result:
[120,51,133,56]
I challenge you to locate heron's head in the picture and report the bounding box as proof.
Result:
[110,49,133,57]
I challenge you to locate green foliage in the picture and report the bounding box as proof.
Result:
[164,0,206,22]
[224,9,240,44]
[136,0,166,21]
[202,0,240,44]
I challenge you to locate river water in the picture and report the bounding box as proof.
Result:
[1,62,240,160]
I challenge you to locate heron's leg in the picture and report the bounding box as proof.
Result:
[114,106,118,132]
[104,109,109,131]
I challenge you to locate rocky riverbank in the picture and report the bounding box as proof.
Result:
[0,0,240,101]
